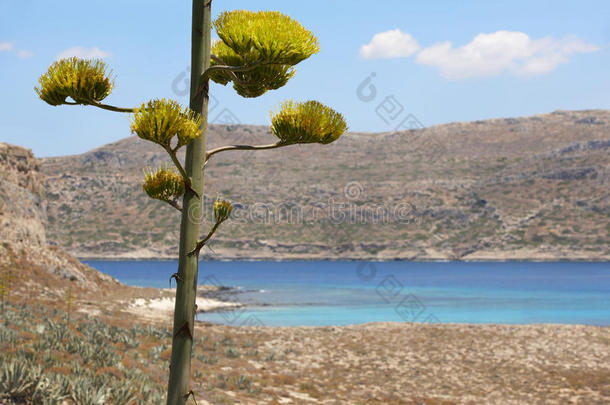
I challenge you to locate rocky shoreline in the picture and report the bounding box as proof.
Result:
[75,253,610,261]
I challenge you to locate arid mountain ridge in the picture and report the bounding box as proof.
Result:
[40,109,610,260]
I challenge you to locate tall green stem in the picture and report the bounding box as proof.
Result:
[166,1,211,404]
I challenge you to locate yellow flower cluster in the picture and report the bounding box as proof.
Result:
[35,57,114,106]
[210,41,296,98]
[210,10,319,97]
[271,100,348,145]
[214,10,319,65]
[130,99,202,149]
[142,166,185,202]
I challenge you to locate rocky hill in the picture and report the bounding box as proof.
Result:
[41,110,610,260]
[0,143,47,247]
[0,142,118,300]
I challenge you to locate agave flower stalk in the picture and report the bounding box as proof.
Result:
[165,2,211,403]
[36,2,347,404]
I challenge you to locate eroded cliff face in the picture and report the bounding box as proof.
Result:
[0,142,118,294]
[0,143,47,247]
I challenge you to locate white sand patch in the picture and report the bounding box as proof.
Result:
[129,296,241,315]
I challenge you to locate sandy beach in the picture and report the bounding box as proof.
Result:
[110,287,610,404]
[180,320,609,404]
[113,286,244,323]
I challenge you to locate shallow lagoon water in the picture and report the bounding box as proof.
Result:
[84,260,610,327]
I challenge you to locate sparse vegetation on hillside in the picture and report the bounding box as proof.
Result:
[42,110,610,261]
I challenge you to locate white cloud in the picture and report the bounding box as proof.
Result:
[57,46,110,59]
[359,29,420,59]
[0,41,14,52]
[415,31,599,79]
[360,29,599,79]
[17,49,34,59]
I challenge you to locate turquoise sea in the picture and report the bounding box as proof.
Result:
[84,260,610,327]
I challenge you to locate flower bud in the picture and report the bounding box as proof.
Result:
[213,198,233,223]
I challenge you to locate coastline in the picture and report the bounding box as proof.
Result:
[78,255,610,262]
[4,247,607,403]
[115,285,243,324]
[85,260,610,327]
[9,293,610,404]
[119,288,610,403]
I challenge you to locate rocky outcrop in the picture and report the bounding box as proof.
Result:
[0,142,118,292]
[0,143,46,247]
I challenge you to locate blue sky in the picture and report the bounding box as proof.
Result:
[1,0,609,157]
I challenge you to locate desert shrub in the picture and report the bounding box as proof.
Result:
[0,358,70,404]
[0,302,165,405]
[71,377,108,405]
[225,347,241,358]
